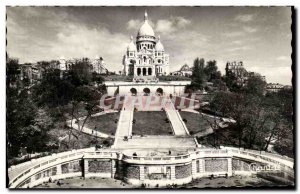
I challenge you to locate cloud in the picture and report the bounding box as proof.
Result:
[223,26,257,38]
[276,56,290,61]
[226,46,252,52]
[247,66,292,85]
[126,19,142,30]
[223,31,245,38]
[7,12,128,71]
[52,23,129,72]
[243,26,257,33]
[155,16,191,35]
[231,40,243,45]
[235,14,254,22]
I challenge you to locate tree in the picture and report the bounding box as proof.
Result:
[6,58,20,88]
[68,58,93,85]
[33,68,75,107]
[243,75,266,96]
[191,58,206,90]
[224,72,242,92]
[204,60,218,81]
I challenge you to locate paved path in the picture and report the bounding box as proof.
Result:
[112,106,134,147]
[164,98,189,136]
[113,136,197,149]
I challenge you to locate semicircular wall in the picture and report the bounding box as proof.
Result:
[8,147,294,188]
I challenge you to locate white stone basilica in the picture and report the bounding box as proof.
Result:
[123,12,170,77]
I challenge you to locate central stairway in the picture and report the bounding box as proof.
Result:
[164,98,189,136]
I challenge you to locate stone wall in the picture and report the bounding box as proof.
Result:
[125,165,140,179]
[175,163,192,179]
[232,159,251,171]
[88,159,111,173]
[35,166,57,180]
[205,158,228,172]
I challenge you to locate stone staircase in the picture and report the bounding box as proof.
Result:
[164,98,189,136]
[112,108,134,147]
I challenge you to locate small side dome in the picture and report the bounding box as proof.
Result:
[127,36,137,52]
[95,55,100,60]
[60,56,65,60]
[155,36,164,51]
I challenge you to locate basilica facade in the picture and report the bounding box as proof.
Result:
[123,12,170,77]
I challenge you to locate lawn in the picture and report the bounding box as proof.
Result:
[179,111,216,136]
[132,111,173,136]
[84,112,120,136]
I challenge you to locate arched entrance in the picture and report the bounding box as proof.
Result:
[143,88,150,96]
[156,88,163,96]
[137,68,141,76]
[148,68,152,76]
[143,68,147,76]
[130,88,137,96]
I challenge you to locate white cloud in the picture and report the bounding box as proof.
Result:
[243,26,257,33]
[155,16,191,35]
[235,14,254,22]
[126,19,142,30]
[276,56,290,61]
[53,23,128,72]
[223,31,245,38]
[226,46,252,52]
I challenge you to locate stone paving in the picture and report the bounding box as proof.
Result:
[113,136,197,149]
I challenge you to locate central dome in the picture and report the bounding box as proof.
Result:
[137,12,155,37]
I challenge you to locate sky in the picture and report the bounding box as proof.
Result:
[6,6,292,85]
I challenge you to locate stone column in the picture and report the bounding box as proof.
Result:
[199,159,205,174]
[28,174,36,188]
[139,165,145,181]
[111,160,116,178]
[84,159,89,177]
[56,164,62,176]
[171,165,175,180]
[227,157,233,176]
[134,67,137,76]
[191,160,197,176]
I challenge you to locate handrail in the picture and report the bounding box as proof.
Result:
[8,147,95,186]
[8,147,294,188]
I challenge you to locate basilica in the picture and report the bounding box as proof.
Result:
[123,12,170,77]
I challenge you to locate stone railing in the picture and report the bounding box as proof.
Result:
[8,147,294,188]
[84,150,119,159]
[122,153,191,164]
[221,146,294,168]
[8,147,95,188]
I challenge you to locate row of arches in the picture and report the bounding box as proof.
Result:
[130,87,163,96]
[137,67,152,76]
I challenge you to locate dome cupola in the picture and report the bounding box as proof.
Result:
[155,36,164,51]
[127,36,137,52]
[137,11,155,37]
